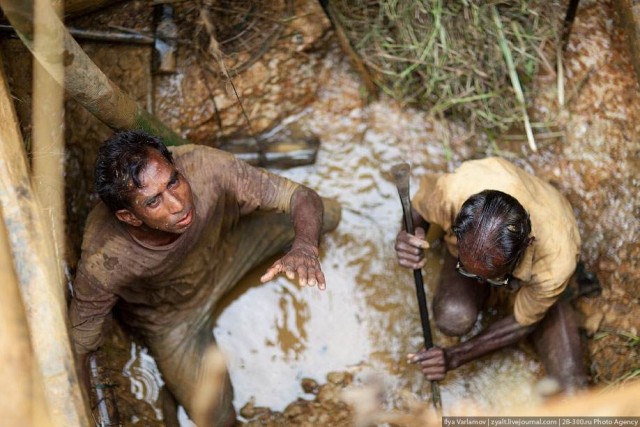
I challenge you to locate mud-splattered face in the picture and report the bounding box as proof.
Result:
[119,150,194,234]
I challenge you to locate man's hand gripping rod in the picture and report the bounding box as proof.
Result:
[391,162,442,413]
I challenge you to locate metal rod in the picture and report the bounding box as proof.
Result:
[0,24,154,45]
[391,162,442,413]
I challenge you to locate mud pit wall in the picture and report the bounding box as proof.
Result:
[528,0,640,383]
[0,0,638,425]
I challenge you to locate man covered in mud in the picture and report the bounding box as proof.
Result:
[68,130,340,426]
[395,157,588,393]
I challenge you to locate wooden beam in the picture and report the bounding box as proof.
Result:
[0,48,90,427]
[1,0,322,167]
[0,206,51,427]
[32,0,65,281]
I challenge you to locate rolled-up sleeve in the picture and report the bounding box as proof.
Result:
[229,157,300,215]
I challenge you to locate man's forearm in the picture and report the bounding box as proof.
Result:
[446,315,537,369]
[290,186,323,251]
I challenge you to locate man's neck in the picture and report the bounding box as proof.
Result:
[125,224,180,247]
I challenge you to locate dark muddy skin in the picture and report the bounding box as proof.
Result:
[396,210,588,392]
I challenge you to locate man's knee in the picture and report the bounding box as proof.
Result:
[434,299,479,336]
[321,198,341,233]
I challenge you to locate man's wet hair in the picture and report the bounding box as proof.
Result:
[452,190,531,271]
[95,130,174,211]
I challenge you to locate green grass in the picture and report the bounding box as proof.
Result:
[330,0,564,144]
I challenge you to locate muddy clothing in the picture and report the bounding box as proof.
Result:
[413,157,580,326]
[69,144,340,423]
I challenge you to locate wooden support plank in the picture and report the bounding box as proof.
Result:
[32,0,66,282]
[0,49,90,427]
[0,207,51,427]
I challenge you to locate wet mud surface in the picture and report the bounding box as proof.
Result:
[1,0,637,425]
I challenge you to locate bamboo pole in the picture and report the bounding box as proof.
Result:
[318,0,380,100]
[0,0,189,146]
[492,6,537,152]
[0,49,90,427]
[0,207,51,427]
[32,0,65,282]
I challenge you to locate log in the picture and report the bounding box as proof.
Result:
[32,0,65,279]
[0,207,51,426]
[192,346,228,426]
[318,0,379,99]
[0,49,90,427]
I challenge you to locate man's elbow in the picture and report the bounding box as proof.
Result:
[291,185,323,212]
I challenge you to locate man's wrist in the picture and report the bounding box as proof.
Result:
[443,345,462,370]
[291,239,319,256]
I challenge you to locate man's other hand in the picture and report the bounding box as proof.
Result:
[407,347,447,381]
[395,227,429,269]
[260,242,326,290]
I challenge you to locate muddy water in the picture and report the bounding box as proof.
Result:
[211,69,544,418]
[215,169,542,413]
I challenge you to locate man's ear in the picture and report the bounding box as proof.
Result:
[115,209,143,227]
[525,235,535,247]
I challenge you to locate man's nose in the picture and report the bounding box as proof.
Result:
[167,193,185,213]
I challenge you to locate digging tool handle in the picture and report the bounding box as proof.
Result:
[392,162,442,412]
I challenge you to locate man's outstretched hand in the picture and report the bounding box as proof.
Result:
[408,347,448,381]
[260,242,326,290]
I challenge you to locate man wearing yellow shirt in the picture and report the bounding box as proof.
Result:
[395,157,588,392]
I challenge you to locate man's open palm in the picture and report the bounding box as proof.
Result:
[260,244,326,290]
